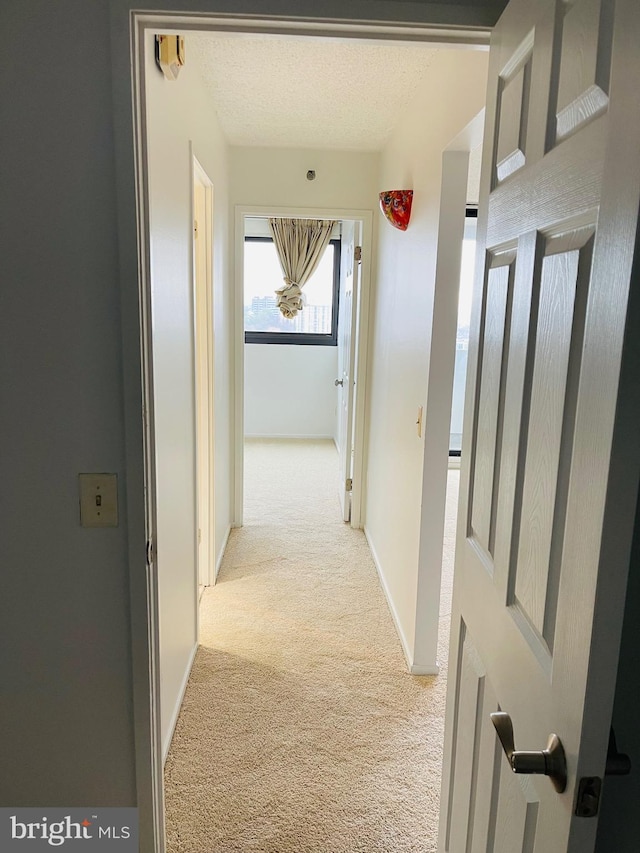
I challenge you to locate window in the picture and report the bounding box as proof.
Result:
[244,236,341,345]
[450,208,477,455]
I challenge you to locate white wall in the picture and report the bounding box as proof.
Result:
[232,148,379,447]
[364,49,489,672]
[145,31,232,757]
[245,345,338,438]
[231,147,380,211]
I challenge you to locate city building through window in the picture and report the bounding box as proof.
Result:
[244,236,341,346]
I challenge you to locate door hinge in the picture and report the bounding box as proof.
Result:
[198,527,202,545]
[354,246,362,263]
[346,478,353,492]
[575,777,602,818]
[146,538,155,566]
[194,219,198,237]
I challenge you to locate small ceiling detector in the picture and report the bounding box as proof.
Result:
[307,170,316,181]
[156,35,185,81]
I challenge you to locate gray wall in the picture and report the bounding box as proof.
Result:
[0,0,135,805]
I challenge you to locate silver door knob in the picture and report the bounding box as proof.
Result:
[490,712,567,793]
[335,379,344,387]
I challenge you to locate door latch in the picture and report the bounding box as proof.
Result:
[575,728,630,818]
[575,776,601,817]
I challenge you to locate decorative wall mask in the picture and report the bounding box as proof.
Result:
[379,190,413,231]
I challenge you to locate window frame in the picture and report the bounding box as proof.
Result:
[243,235,341,346]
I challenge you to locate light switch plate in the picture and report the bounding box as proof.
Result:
[79,473,118,528]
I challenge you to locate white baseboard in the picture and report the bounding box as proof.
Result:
[411,661,440,676]
[214,524,231,582]
[244,433,334,440]
[364,527,413,674]
[163,641,198,764]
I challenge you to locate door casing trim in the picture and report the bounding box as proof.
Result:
[110,7,491,850]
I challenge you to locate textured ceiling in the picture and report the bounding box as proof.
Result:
[189,34,440,151]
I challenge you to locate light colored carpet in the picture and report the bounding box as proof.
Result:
[164,439,459,853]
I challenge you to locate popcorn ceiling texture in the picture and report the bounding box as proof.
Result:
[164,439,458,853]
[189,34,438,150]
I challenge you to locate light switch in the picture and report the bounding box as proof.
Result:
[416,406,423,438]
[79,473,118,527]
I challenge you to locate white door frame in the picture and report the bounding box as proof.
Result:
[234,205,373,530]
[336,218,360,523]
[191,152,215,589]
[112,8,491,851]
[414,110,485,673]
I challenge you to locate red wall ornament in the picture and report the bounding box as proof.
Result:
[379,190,413,231]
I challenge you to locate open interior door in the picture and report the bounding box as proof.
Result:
[336,221,360,522]
[439,0,640,850]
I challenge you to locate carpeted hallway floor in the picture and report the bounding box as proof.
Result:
[164,439,459,853]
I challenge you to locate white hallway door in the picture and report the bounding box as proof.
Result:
[336,221,360,522]
[439,0,640,851]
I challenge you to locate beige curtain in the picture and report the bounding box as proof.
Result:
[268,218,336,318]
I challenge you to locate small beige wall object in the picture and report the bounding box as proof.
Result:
[156,35,185,81]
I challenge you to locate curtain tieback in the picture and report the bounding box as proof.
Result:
[275,281,303,319]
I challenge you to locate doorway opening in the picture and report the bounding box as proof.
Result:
[236,210,372,529]
[131,14,489,852]
[241,215,345,526]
